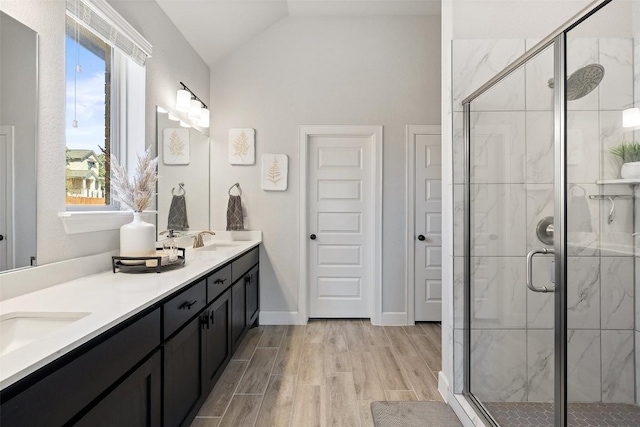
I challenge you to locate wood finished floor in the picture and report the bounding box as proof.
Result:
[190,320,442,427]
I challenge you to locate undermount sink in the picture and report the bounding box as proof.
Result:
[0,312,90,356]
[196,241,245,251]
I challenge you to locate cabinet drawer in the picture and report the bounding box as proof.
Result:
[207,265,231,303]
[163,279,206,339]
[232,247,259,283]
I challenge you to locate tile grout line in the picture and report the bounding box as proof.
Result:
[289,324,308,427]
[348,320,364,427]
[381,326,418,399]
[412,323,442,384]
[252,326,289,427]
[364,320,393,403]
[218,328,265,425]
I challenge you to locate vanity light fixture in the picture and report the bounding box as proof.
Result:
[175,82,209,128]
[623,107,640,128]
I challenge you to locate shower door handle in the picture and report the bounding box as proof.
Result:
[526,248,556,293]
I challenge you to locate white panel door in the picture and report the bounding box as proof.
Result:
[0,126,14,271]
[309,135,372,317]
[415,133,442,321]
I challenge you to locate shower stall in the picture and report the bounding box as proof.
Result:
[456,0,640,425]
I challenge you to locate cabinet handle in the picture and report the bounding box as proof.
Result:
[180,300,198,310]
[200,312,210,329]
[245,275,252,285]
[209,310,215,326]
[214,278,227,285]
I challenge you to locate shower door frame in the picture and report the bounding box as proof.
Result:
[460,1,613,426]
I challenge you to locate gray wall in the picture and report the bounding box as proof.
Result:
[0,0,210,266]
[0,12,37,269]
[108,1,211,145]
[209,15,441,317]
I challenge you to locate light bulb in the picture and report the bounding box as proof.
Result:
[623,108,640,128]
[189,100,201,119]
[176,89,191,113]
[198,108,210,128]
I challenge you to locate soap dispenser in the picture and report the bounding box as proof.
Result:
[160,229,179,263]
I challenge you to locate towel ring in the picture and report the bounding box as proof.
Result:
[172,182,186,196]
[228,183,242,196]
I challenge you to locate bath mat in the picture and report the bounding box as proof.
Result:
[371,401,462,427]
[371,402,462,427]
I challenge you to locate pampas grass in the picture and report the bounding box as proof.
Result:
[110,147,158,212]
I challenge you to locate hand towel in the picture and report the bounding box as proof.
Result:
[168,194,189,230]
[226,195,244,231]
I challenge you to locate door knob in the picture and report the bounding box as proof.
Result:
[310,234,317,240]
[0,234,4,241]
[418,235,426,241]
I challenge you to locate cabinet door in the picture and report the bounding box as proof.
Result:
[202,289,232,393]
[74,350,161,427]
[231,279,246,349]
[245,266,259,326]
[163,315,204,427]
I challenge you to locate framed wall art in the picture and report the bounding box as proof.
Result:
[163,128,190,165]
[229,128,255,165]
[261,154,288,191]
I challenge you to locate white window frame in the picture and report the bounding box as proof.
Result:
[60,0,152,231]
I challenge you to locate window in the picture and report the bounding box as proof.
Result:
[65,16,110,206]
[64,0,151,211]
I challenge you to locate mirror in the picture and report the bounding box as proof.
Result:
[156,107,210,238]
[0,12,38,272]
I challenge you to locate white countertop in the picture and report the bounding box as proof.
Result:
[0,238,261,390]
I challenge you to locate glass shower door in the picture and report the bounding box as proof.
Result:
[564,3,639,425]
[466,42,558,426]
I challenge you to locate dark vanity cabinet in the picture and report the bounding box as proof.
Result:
[163,315,204,427]
[0,245,260,427]
[231,278,247,349]
[202,289,232,393]
[231,247,260,351]
[75,350,162,427]
[162,280,207,427]
[245,265,260,326]
[0,309,162,427]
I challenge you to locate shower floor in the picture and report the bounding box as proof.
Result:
[483,402,640,427]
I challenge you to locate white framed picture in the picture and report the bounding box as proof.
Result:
[163,128,190,165]
[229,128,256,165]
[261,154,288,191]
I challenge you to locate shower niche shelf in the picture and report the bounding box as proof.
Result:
[596,179,640,186]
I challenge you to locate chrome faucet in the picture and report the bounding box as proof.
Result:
[193,231,215,248]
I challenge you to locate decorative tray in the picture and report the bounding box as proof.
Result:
[112,247,186,274]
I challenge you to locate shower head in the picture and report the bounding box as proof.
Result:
[547,63,605,101]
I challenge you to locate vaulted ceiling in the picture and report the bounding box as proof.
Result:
[156,0,441,66]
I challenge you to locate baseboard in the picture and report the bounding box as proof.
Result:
[438,371,449,402]
[260,310,411,326]
[259,311,306,325]
[380,311,408,325]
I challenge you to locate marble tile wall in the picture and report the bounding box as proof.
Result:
[451,37,636,404]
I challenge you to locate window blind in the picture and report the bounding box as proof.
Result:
[66,0,152,66]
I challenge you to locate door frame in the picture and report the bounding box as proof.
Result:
[298,125,383,325]
[406,125,441,325]
[0,126,15,271]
